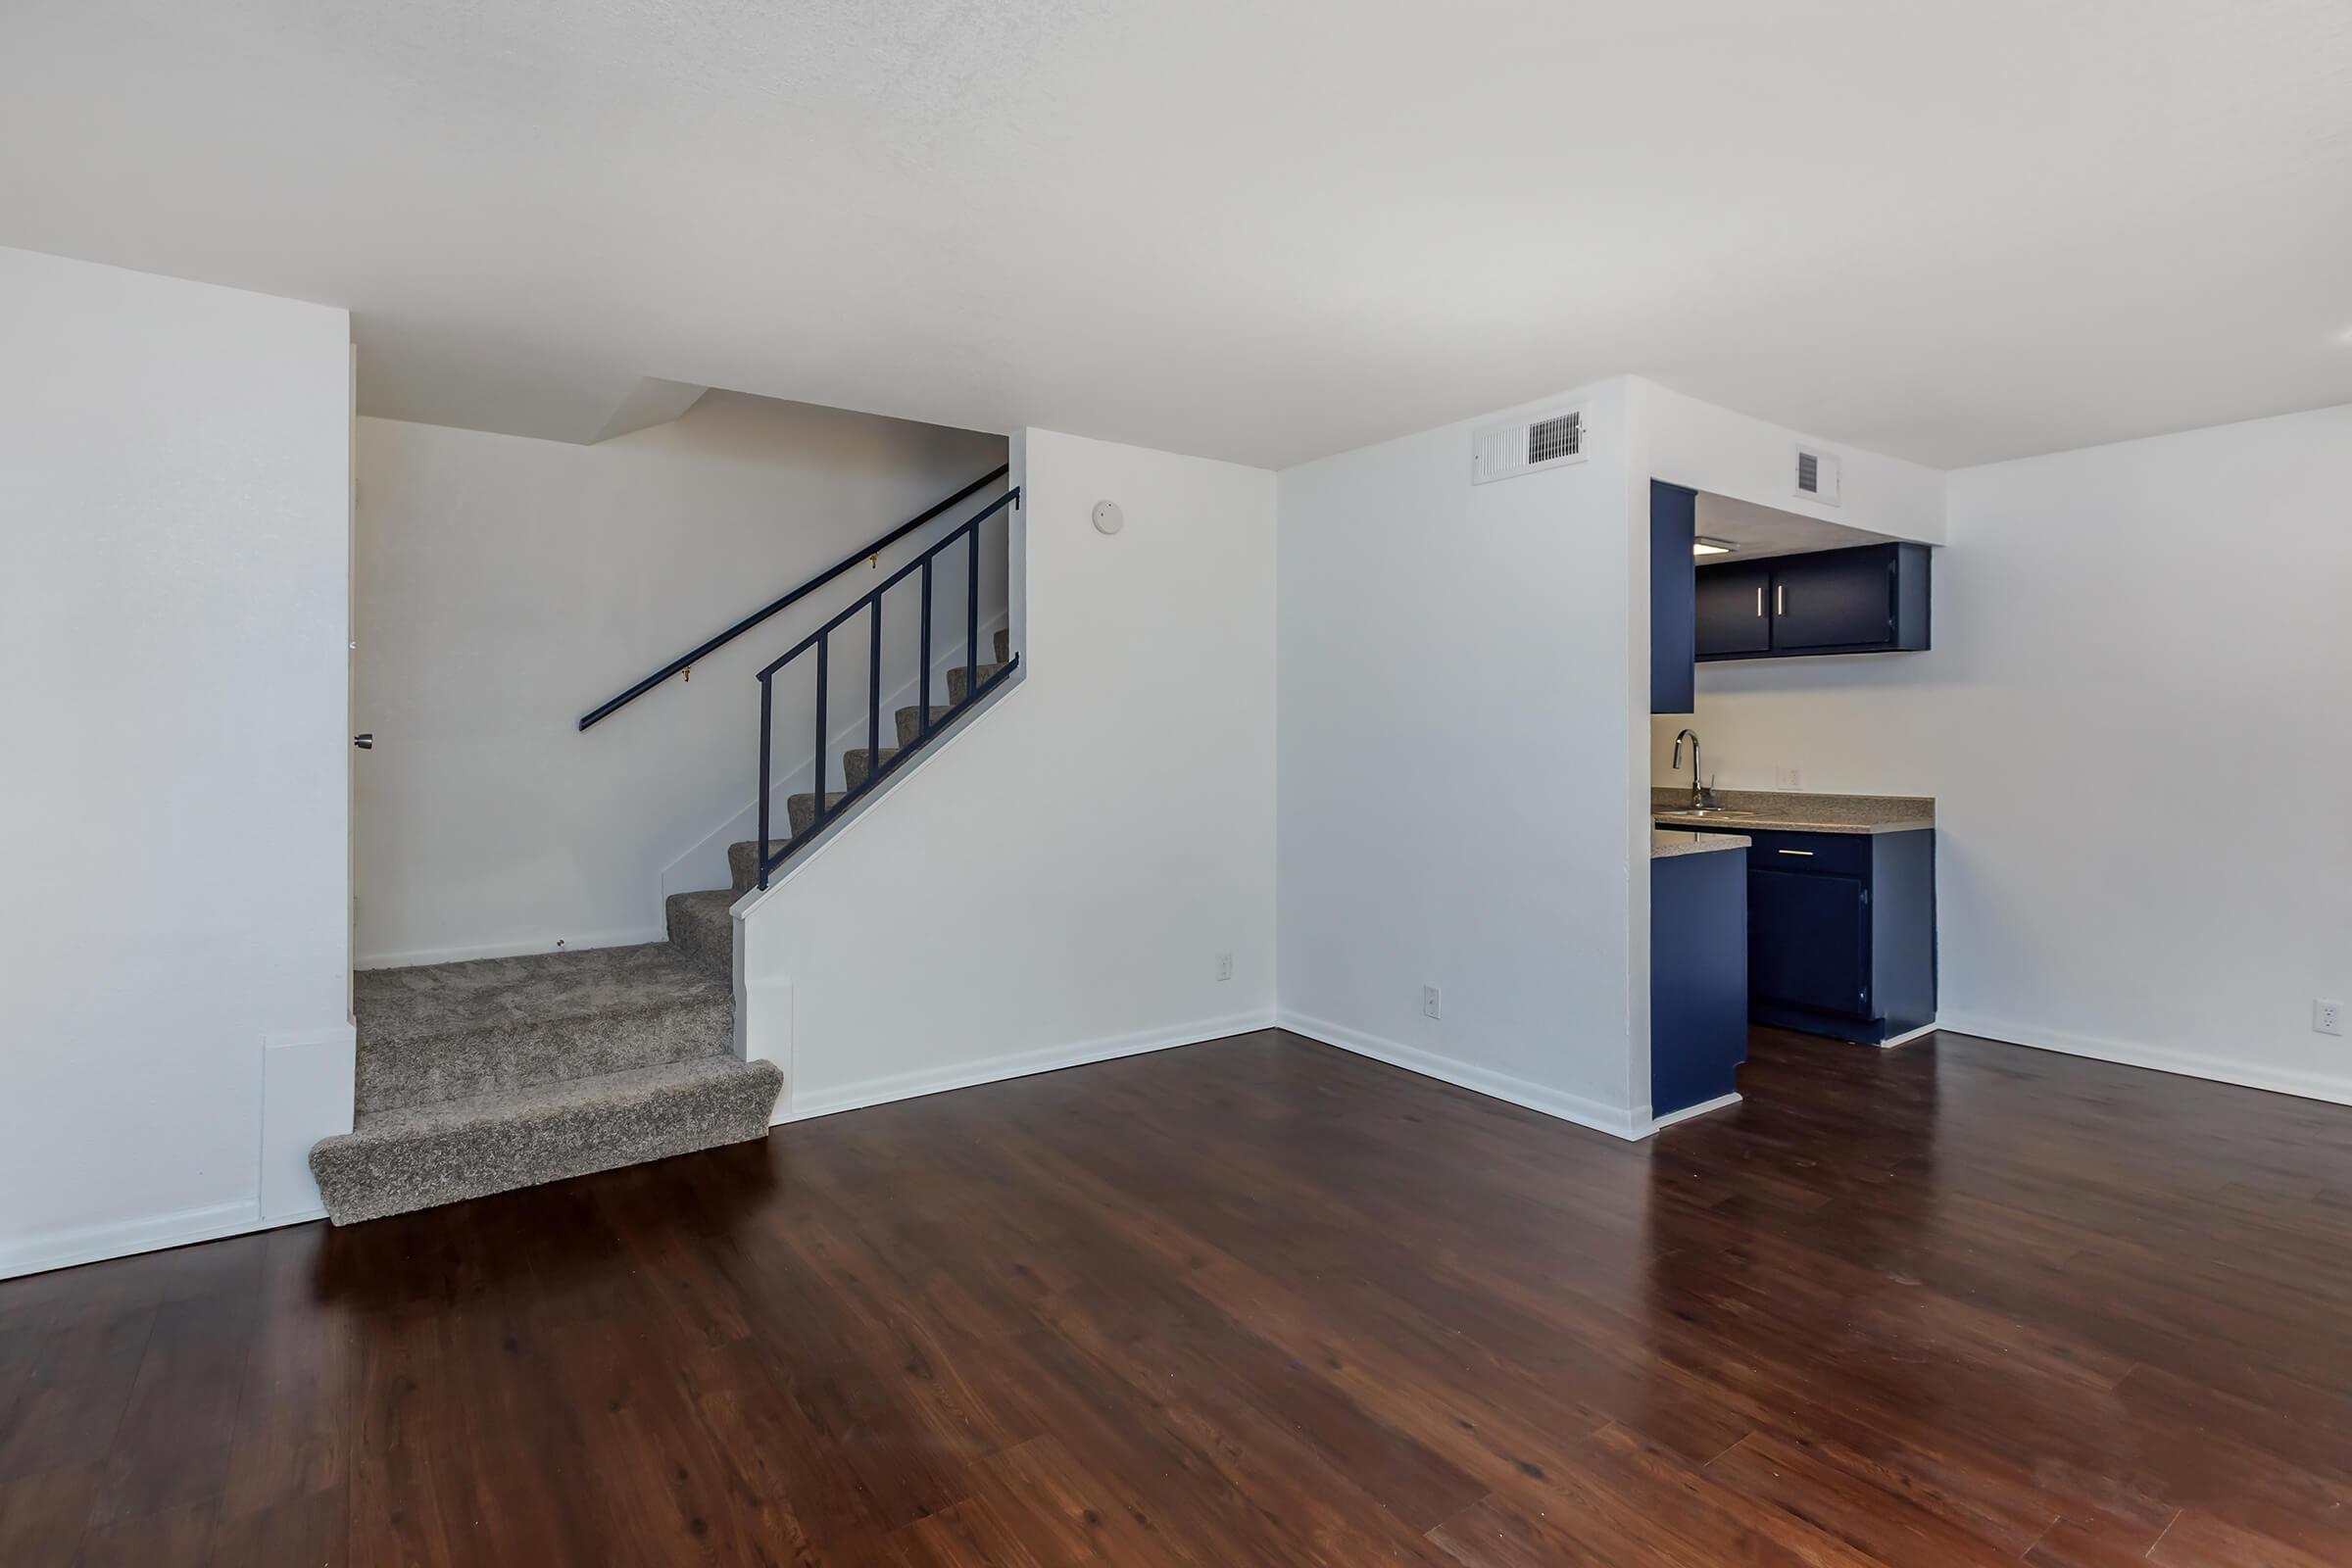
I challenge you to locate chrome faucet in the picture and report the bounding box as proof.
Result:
[1671,728,1717,810]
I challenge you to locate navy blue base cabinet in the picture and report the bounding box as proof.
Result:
[1649,847,1748,1117]
[1709,827,1936,1046]
[1694,542,1931,662]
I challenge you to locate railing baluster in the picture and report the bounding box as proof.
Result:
[812,633,828,833]
[743,489,1019,882]
[758,670,772,889]
[866,597,882,785]
[919,557,934,740]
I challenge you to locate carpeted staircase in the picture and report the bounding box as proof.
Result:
[309,629,1009,1224]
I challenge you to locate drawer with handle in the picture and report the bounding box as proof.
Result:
[1730,828,1871,876]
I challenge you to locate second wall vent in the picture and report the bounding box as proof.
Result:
[1472,404,1590,484]
[1794,445,1841,506]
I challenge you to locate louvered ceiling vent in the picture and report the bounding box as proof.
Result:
[1472,404,1591,484]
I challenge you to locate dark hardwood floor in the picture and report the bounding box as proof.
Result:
[5,1026,2351,1566]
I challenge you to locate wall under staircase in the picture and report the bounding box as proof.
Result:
[735,429,1277,1121]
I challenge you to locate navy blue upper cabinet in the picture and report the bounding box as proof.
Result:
[1694,563,1773,657]
[1696,542,1931,662]
[1649,482,1696,713]
[1771,548,1904,651]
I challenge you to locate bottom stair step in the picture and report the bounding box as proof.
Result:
[309,1055,783,1224]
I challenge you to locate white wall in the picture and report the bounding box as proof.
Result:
[1276,380,1652,1134]
[354,395,1005,966]
[738,429,1277,1117]
[0,247,353,1276]
[1658,402,2352,1103]
[1637,377,1948,548]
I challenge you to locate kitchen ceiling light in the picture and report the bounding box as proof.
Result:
[1692,537,1736,557]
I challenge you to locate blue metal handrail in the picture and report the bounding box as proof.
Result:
[577,465,1009,731]
[754,488,1020,889]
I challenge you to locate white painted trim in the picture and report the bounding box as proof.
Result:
[1937,1012,2352,1108]
[356,924,666,970]
[0,1199,324,1282]
[1642,1092,1741,1134]
[1275,1009,1643,1141]
[1878,1020,1940,1050]
[781,1009,1276,1124]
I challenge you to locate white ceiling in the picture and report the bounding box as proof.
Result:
[4,2,2348,469]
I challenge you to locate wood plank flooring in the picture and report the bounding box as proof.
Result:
[5,1026,2351,1565]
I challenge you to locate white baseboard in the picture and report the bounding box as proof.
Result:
[1879,1021,1940,1049]
[0,1198,327,1282]
[356,924,666,970]
[1937,1011,2352,1108]
[1642,1092,1741,1133]
[1275,1009,1643,1141]
[781,1008,1277,1124]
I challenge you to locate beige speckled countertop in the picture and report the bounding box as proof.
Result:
[1651,830,1751,859]
[1650,788,1934,836]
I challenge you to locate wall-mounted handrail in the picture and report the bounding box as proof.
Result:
[577,464,1009,731]
[756,488,1019,890]
[757,490,1018,678]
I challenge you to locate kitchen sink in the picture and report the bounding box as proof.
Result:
[1658,808,1757,819]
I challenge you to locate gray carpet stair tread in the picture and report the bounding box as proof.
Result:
[357,943,724,1045]
[946,662,1009,702]
[727,837,781,893]
[895,705,958,746]
[786,790,850,835]
[664,888,736,978]
[843,746,901,788]
[310,1056,783,1224]
[355,944,732,1114]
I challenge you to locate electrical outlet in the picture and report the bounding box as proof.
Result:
[1214,952,1233,983]
[1775,766,1802,789]
[1422,985,1442,1020]
[2318,1000,2345,1038]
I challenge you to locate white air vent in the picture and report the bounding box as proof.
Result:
[1794,445,1841,506]
[1472,405,1591,484]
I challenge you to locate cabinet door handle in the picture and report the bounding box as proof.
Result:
[1775,584,1786,614]
[1754,585,1763,616]
[1776,848,1814,857]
